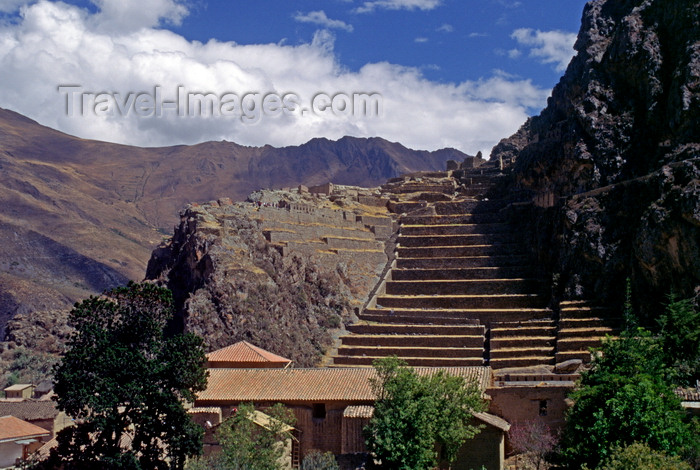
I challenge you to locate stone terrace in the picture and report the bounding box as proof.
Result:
[331,163,617,369]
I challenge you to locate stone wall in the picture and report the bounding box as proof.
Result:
[146,190,395,365]
[248,203,391,309]
[487,384,572,438]
[452,424,504,470]
[341,417,370,454]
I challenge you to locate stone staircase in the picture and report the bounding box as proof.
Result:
[332,166,557,369]
[555,300,619,363]
[490,319,556,369]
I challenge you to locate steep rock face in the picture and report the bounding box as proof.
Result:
[146,191,391,366]
[492,0,699,317]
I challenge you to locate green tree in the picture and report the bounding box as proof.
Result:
[599,442,692,470]
[363,357,486,470]
[559,329,695,469]
[186,403,296,470]
[45,282,208,470]
[622,277,637,331]
[657,294,700,385]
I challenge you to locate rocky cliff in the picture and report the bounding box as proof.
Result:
[145,187,392,366]
[491,0,700,319]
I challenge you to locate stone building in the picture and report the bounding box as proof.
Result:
[206,341,293,369]
[0,400,71,443]
[0,415,50,468]
[192,354,508,470]
[3,384,34,400]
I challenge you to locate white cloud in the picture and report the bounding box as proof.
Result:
[294,10,353,32]
[0,0,28,13]
[414,37,428,43]
[511,28,577,72]
[507,48,521,59]
[468,32,487,38]
[494,0,521,8]
[354,0,441,14]
[0,0,551,156]
[437,23,453,33]
[90,0,188,31]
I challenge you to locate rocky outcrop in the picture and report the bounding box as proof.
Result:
[491,0,700,319]
[146,189,391,367]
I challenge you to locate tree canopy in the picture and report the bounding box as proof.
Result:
[185,403,296,470]
[559,325,698,469]
[598,442,693,470]
[656,294,700,385]
[45,282,209,470]
[363,356,486,470]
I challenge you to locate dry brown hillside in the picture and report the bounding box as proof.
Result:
[0,106,466,355]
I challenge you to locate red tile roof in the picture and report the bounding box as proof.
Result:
[0,415,50,443]
[0,400,59,421]
[474,412,511,432]
[343,405,374,419]
[207,341,292,366]
[196,367,491,404]
[676,388,700,401]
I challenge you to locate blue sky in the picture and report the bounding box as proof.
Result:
[0,0,588,154]
[174,0,586,88]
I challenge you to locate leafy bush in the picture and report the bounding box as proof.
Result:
[599,442,692,470]
[43,282,208,470]
[217,403,296,470]
[364,357,486,470]
[657,294,700,385]
[186,403,296,470]
[302,451,339,470]
[559,329,696,469]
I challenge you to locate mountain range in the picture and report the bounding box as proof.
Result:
[0,106,467,341]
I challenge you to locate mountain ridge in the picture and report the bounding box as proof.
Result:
[0,105,467,350]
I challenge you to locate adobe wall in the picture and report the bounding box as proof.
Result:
[244,205,341,225]
[357,196,389,207]
[487,384,572,436]
[451,424,504,470]
[293,405,344,456]
[308,183,334,195]
[0,441,22,469]
[341,417,370,454]
[216,401,369,460]
[356,215,391,228]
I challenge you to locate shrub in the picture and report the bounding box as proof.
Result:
[364,357,486,470]
[302,451,339,470]
[508,420,556,470]
[599,442,692,470]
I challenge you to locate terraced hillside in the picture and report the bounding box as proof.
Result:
[332,162,618,369]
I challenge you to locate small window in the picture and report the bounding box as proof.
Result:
[312,403,326,419]
[539,400,548,416]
